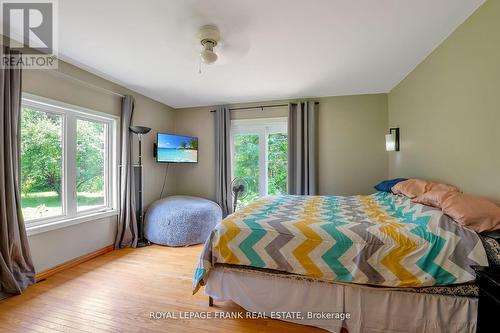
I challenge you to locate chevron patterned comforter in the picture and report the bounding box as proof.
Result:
[193,192,488,293]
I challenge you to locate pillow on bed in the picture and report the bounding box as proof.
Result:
[441,193,500,233]
[392,179,458,201]
[374,178,407,192]
[413,182,461,208]
[391,179,432,199]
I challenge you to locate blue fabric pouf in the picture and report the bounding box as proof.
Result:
[144,195,222,247]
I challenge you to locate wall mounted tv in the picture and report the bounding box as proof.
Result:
[156,133,198,163]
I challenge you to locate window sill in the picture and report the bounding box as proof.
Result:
[26,210,118,236]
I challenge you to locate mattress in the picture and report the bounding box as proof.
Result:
[193,193,490,293]
[213,263,480,297]
[213,236,500,298]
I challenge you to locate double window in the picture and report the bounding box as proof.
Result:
[20,94,118,230]
[231,118,288,208]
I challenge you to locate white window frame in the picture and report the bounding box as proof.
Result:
[21,93,119,235]
[230,117,287,197]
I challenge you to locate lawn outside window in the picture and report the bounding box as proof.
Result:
[20,93,119,234]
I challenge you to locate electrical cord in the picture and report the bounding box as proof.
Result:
[159,163,169,199]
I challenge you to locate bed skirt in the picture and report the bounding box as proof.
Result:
[205,265,478,333]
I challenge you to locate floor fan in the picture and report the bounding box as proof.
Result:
[231,177,249,212]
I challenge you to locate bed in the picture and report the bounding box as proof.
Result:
[193,192,498,333]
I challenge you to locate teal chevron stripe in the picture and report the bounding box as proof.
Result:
[239,195,295,269]
[239,196,288,268]
[415,239,456,284]
[321,222,353,281]
[384,200,456,284]
[262,195,288,214]
[238,215,267,267]
[193,268,206,286]
[320,198,353,281]
[410,215,456,284]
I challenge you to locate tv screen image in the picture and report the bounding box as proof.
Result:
[157,133,198,163]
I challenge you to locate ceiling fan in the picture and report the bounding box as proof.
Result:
[194,23,249,72]
[198,25,220,65]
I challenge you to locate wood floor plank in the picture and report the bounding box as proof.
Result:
[0,245,326,333]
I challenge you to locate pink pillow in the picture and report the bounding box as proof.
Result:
[413,183,460,208]
[392,179,459,207]
[391,179,432,199]
[441,192,500,233]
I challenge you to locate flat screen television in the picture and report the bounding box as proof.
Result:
[156,133,198,163]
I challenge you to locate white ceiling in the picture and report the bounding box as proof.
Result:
[57,0,485,108]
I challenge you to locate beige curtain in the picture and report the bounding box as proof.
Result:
[288,101,318,195]
[0,47,35,299]
[114,95,137,248]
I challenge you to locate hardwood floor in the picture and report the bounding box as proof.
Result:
[0,245,327,333]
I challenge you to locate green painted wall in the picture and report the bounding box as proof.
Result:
[388,0,500,201]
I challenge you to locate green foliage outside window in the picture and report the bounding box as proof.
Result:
[268,133,288,195]
[233,134,260,206]
[233,131,288,209]
[20,107,106,219]
[76,119,105,209]
[21,107,62,196]
[76,120,105,193]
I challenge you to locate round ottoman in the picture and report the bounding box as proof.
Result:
[144,195,222,247]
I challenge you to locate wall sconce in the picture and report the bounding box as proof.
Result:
[385,128,400,151]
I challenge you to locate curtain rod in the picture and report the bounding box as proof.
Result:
[41,69,126,98]
[209,102,318,113]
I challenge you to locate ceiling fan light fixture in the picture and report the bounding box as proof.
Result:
[198,25,220,66]
[200,47,218,64]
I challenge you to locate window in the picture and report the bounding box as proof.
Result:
[76,119,106,211]
[231,118,288,208]
[20,107,63,219]
[20,94,118,229]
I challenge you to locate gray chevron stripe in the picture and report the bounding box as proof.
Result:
[264,213,295,271]
[341,210,367,222]
[278,200,303,217]
[349,222,386,284]
[337,201,370,223]
[437,214,482,272]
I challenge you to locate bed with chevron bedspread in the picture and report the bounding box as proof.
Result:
[193,192,488,293]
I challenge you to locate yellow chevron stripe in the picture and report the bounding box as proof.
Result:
[216,217,241,264]
[360,196,394,224]
[214,199,267,265]
[379,224,420,286]
[359,196,421,286]
[292,197,324,278]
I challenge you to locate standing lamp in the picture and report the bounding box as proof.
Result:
[130,126,151,247]
[385,128,400,151]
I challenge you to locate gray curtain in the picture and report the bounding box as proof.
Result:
[114,95,137,249]
[0,47,35,300]
[214,105,233,217]
[288,101,318,195]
